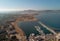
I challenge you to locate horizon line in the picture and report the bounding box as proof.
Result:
[0,8,60,12]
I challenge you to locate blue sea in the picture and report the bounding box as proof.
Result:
[18,12,60,36]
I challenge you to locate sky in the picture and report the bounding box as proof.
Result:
[0,0,60,11]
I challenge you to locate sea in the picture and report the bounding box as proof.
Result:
[0,12,60,37]
[18,12,60,36]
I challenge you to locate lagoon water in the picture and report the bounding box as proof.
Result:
[18,12,60,36]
